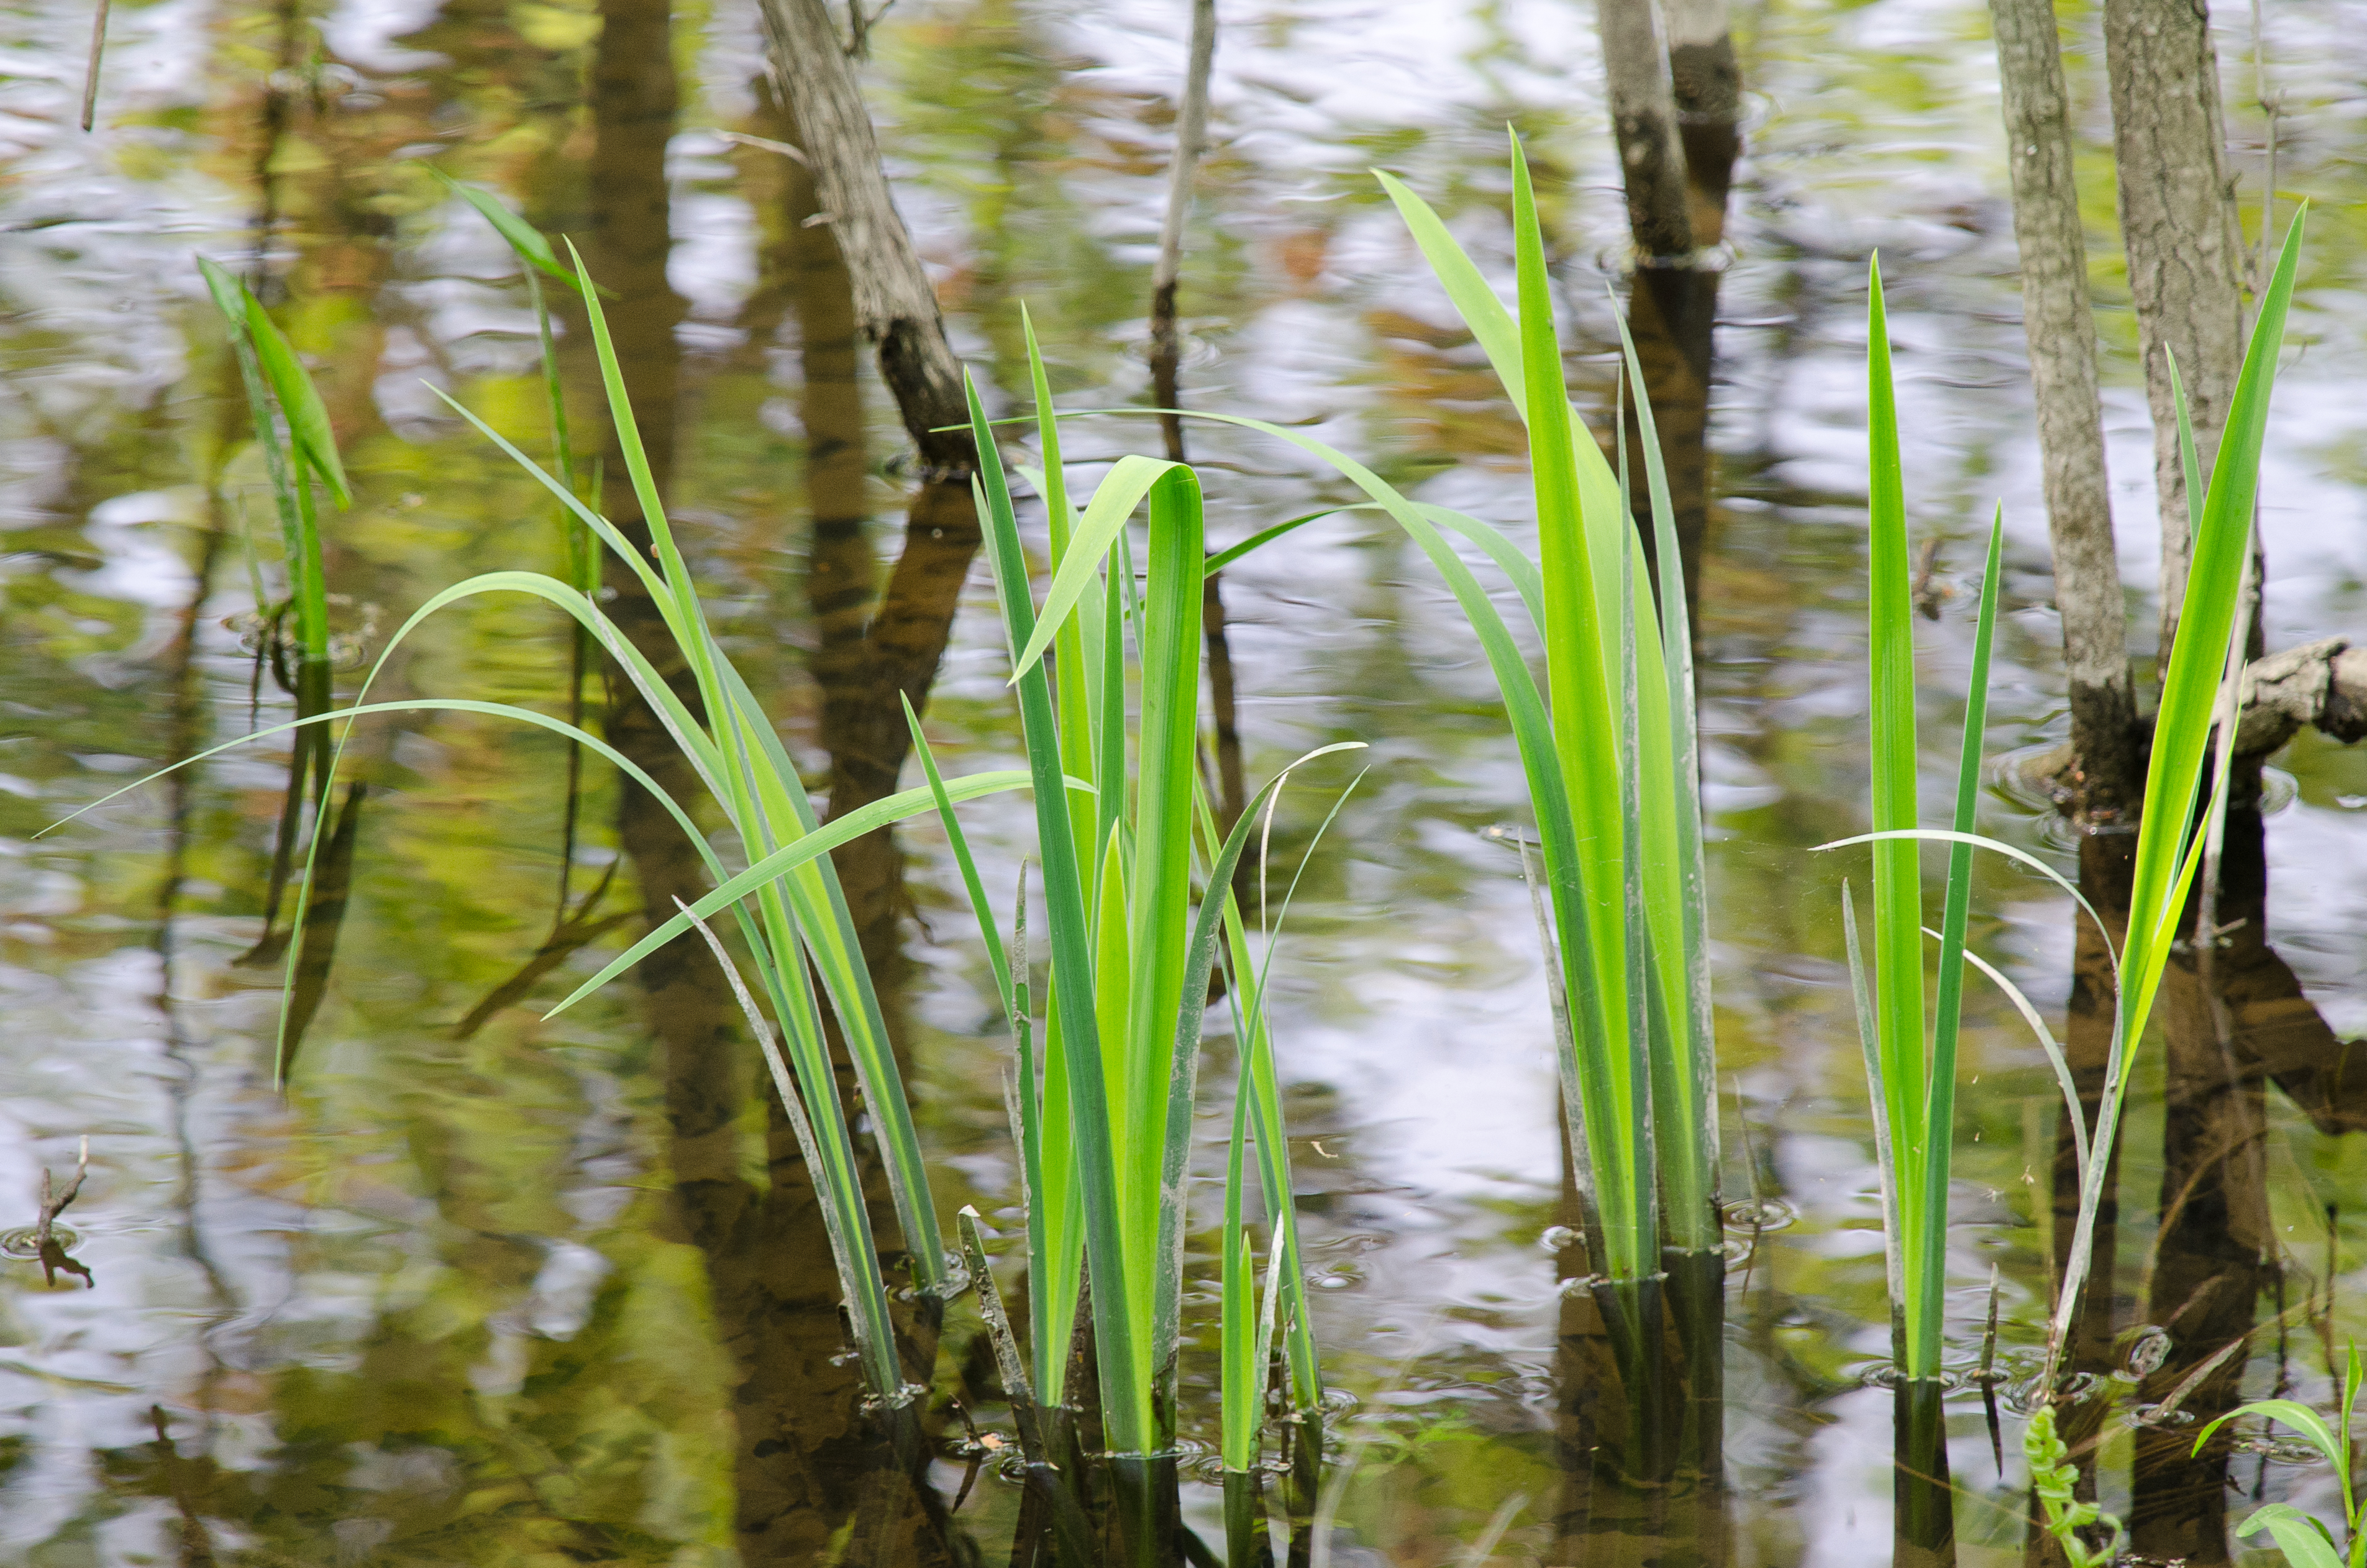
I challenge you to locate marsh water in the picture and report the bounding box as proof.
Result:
[4,0,2367,1561]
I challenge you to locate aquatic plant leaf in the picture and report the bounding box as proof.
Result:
[2236,1505,2345,1568]
[2120,207,2304,1056]
[239,294,349,508]
[2197,1400,2343,1470]
[903,695,1013,1016]
[967,372,1146,1454]
[683,901,903,1397]
[1933,929,2088,1185]
[545,768,1047,1016]
[1611,299,1718,1251]
[1372,168,1526,417]
[1008,453,1182,677]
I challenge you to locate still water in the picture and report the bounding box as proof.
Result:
[4,0,2366,1561]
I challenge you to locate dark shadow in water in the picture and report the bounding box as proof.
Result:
[2027,790,2367,1568]
[1549,1123,1730,1568]
[574,7,958,1561]
[2130,801,2367,1564]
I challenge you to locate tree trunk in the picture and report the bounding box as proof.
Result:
[1596,0,1694,262]
[1602,0,1726,634]
[759,0,972,473]
[758,0,985,965]
[2100,0,2245,662]
[1144,0,1250,836]
[1664,0,1738,245]
[1991,0,2141,816]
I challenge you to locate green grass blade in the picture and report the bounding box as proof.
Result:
[1814,827,2120,974]
[1120,465,1208,1444]
[1919,508,2003,1353]
[1372,168,1527,417]
[903,695,1013,1014]
[1936,928,2088,1187]
[1154,745,1361,1416]
[967,378,1144,1454]
[1010,454,1182,678]
[1202,508,1346,576]
[239,289,349,509]
[1218,1046,1280,1473]
[1610,303,1718,1250]
[425,385,677,612]
[1862,254,1933,1373]
[45,696,721,898]
[544,767,1042,1016]
[433,168,583,289]
[1023,311,1105,881]
[1842,882,1911,1334]
[562,239,718,714]
[1509,136,1648,1275]
[2122,211,2302,1055]
[683,902,903,1396]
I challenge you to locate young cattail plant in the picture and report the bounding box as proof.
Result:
[1819,209,2307,1551]
[1827,255,2008,1551]
[1130,140,1722,1430]
[898,322,1355,1563]
[196,258,353,1061]
[80,248,1026,1447]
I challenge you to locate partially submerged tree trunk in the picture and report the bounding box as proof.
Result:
[759,0,983,966]
[1664,0,1740,245]
[1147,0,1251,834]
[1989,0,2140,817]
[1596,0,1731,633]
[2100,0,2246,661]
[1597,0,1694,263]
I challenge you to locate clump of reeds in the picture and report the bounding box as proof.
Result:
[1822,208,2307,1551]
[80,192,1350,1566]
[1128,140,1723,1474]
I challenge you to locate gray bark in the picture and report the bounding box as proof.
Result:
[1991,0,2140,814]
[2016,637,2367,800]
[1597,0,1695,260]
[1663,0,1739,245]
[2101,0,2245,660]
[757,0,975,478]
[2230,637,2367,755]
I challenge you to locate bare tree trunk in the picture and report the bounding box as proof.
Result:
[1602,0,1725,635]
[1144,0,1251,836]
[2100,0,2245,661]
[1991,0,2140,816]
[1596,0,1694,262]
[758,0,985,965]
[1664,0,1738,245]
[1150,0,1216,467]
[759,0,971,473]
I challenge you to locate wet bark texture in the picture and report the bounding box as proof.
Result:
[2100,0,2245,660]
[1989,0,2140,815]
[758,0,985,966]
[1596,0,1694,263]
[1600,0,1732,635]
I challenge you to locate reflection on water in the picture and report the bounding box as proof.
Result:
[4,0,2367,1562]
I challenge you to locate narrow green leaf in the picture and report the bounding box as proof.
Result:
[903,695,1013,1016]
[1008,454,1183,678]
[241,293,350,508]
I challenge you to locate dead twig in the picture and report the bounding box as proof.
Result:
[35,1137,94,1289]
